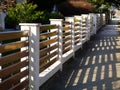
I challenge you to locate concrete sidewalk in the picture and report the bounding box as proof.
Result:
[47,19,120,90]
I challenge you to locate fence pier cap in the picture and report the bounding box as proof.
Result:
[65,17,74,22]
[19,23,41,26]
[49,19,63,26]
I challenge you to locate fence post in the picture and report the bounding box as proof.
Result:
[19,23,40,90]
[96,14,98,31]
[89,13,95,36]
[97,14,100,30]
[86,14,91,41]
[93,14,97,34]
[103,13,106,25]
[50,19,63,70]
[100,14,103,26]
[65,17,75,58]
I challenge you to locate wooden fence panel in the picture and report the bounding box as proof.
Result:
[0,30,29,41]
[0,31,29,90]
[40,25,59,72]
[62,21,72,54]
[0,13,105,89]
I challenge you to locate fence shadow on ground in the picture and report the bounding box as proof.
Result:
[48,20,120,90]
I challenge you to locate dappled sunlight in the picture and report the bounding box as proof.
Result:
[115,63,120,78]
[82,68,90,84]
[67,34,120,89]
[112,80,120,90]
[73,69,82,86]
[65,70,75,88]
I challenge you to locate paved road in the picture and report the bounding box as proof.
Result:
[48,19,120,90]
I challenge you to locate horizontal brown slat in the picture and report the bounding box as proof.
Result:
[82,31,87,35]
[10,79,29,90]
[74,23,80,26]
[0,70,28,90]
[74,28,80,31]
[82,32,87,35]
[63,21,71,25]
[0,41,28,53]
[0,50,28,66]
[40,37,58,48]
[0,60,28,78]
[75,36,80,40]
[40,44,58,57]
[40,25,58,31]
[40,57,59,72]
[75,32,80,36]
[75,40,80,45]
[82,35,86,38]
[63,46,71,54]
[63,27,71,31]
[40,31,58,40]
[63,37,71,43]
[40,50,58,64]
[63,42,71,49]
[0,30,29,41]
[63,32,71,37]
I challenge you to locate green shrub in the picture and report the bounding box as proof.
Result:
[5,2,43,29]
[50,12,64,19]
[38,11,64,24]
